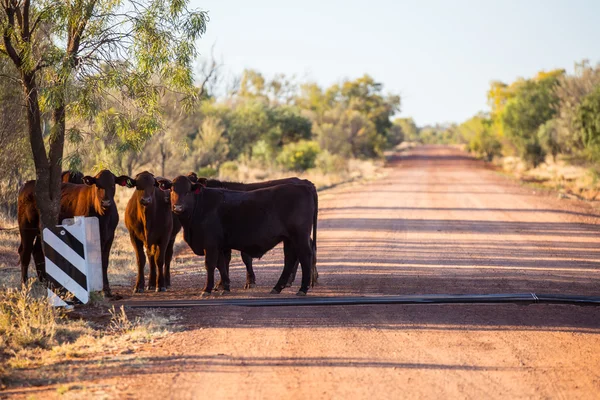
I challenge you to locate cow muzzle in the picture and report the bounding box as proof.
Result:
[172,204,184,214]
[140,196,152,206]
[101,199,112,208]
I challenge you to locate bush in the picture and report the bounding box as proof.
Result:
[576,86,600,161]
[0,280,62,351]
[276,140,321,171]
[315,150,348,174]
[218,161,239,181]
[468,129,502,161]
[522,141,546,168]
[251,139,276,166]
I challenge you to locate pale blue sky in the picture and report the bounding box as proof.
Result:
[191,0,599,126]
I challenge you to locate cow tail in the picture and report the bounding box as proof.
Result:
[311,186,318,286]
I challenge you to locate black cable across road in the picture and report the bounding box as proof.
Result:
[121,293,600,309]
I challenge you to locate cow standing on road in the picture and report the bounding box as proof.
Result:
[17,170,132,296]
[187,172,318,289]
[124,171,174,293]
[159,176,317,296]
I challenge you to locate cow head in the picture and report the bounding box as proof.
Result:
[124,171,159,207]
[83,170,132,210]
[186,172,198,183]
[158,175,201,215]
[154,176,171,204]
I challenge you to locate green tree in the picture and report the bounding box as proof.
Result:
[501,71,563,166]
[393,118,418,142]
[537,119,561,162]
[0,0,207,230]
[575,86,600,161]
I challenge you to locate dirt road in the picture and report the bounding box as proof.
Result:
[9,146,600,399]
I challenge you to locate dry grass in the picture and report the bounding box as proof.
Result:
[0,279,177,388]
[497,155,600,201]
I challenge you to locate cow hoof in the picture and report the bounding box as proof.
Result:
[201,291,212,297]
[133,287,144,294]
[103,289,113,298]
[284,282,293,288]
[244,283,256,289]
[296,290,307,296]
[157,287,167,292]
[270,288,281,295]
[147,286,156,291]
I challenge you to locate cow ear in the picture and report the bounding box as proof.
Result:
[82,176,96,187]
[157,179,172,191]
[115,175,135,188]
[191,183,202,194]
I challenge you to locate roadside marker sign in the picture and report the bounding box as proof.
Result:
[42,216,103,305]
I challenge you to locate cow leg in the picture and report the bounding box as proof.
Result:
[295,238,313,296]
[215,249,231,291]
[311,237,318,287]
[271,240,297,294]
[100,250,111,297]
[18,229,35,285]
[241,252,256,289]
[164,237,175,288]
[154,244,167,292]
[32,235,46,284]
[130,234,146,294]
[202,248,219,296]
[147,246,157,291]
[101,235,115,297]
[215,251,230,293]
[285,260,299,288]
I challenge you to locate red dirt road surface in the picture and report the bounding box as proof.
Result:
[8,145,600,399]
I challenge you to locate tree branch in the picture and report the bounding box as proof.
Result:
[3,6,22,67]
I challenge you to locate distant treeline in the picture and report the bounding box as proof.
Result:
[405,60,600,167]
[0,64,403,216]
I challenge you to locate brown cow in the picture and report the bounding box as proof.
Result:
[186,172,318,289]
[18,170,86,284]
[17,170,132,296]
[159,176,317,296]
[124,171,174,293]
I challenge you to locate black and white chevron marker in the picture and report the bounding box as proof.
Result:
[42,216,103,305]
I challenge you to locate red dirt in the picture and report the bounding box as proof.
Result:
[4,145,600,399]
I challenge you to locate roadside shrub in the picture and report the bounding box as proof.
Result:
[276,140,321,171]
[575,86,600,161]
[251,139,276,166]
[538,119,561,162]
[468,130,502,161]
[0,280,62,350]
[315,150,348,174]
[522,142,546,168]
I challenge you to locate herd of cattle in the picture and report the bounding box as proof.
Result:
[17,170,319,297]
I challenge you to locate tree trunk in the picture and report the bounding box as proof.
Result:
[22,73,62,231]
[160,143,167,177]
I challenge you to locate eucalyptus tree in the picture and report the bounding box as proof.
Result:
[0,0,207,230]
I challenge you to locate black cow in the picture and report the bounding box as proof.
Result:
[187,173,318,289]
[159,176,318,296]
